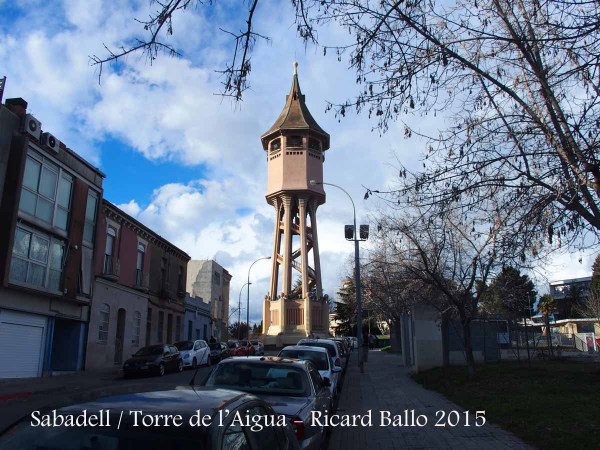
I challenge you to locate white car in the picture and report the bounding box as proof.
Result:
[174,339,210,368]
[278,345,339,400]
[250,339,265,355]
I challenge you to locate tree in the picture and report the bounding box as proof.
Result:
[576,254,600,319]
[93,1,600,256]
[376,206,507,377]
[479,266,537,318]
[333,278,357,337]
[228,321,248,340]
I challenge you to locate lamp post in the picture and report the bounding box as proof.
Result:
[247,256,271,342]
[310,180,368,372]
[237,282,251,340]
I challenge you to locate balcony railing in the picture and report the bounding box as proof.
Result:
[134,270,149,293]
[101,255,120,280]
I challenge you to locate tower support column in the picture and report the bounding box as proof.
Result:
[299,197,311,334]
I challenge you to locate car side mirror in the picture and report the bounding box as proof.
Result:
[322,377,331,387]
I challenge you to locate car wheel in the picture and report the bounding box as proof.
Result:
[192,357,197,369]
[177,360,183,372]
[158,363,165,377]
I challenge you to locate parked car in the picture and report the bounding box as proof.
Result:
[297,339,344,374]
[278,345,340,400]
[204,356,332,450]
[239,340,256,355]
[251,339,265,355]
[332,337,350,358]
[0,388,300,450]
[122,344,182,377]
[227,340,254,356]
[209,342,229,363]
[174,339,210,369]
[348,336,358,349]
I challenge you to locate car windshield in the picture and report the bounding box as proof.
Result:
[205,362,311,397]
[133,345,163,356]
[0,421,209,450]
[298,341,335,357]
[228,342,238,348]
[209,343,221,350]
[251,341,259,345]
[239,341,250,346]
[279,349,329,371]
[174,341,194,351]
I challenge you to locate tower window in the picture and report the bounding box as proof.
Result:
[287,136,303,148]
[308,138,321,151]
[270,138,281,151]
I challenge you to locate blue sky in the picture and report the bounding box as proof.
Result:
[0,0,594,323]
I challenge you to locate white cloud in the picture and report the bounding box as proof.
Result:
[3,0,595,328]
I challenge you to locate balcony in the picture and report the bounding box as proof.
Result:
[134,270,149,293]
[101,255,120,281]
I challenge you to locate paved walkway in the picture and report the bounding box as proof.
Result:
[328,350,533,450]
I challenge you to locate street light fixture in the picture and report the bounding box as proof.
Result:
[238,282,251,340]
[309,179,369,372]
[247,256,271,342]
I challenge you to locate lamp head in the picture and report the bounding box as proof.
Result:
[309,179,321,186]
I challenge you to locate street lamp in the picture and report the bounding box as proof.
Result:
[310,179,369,372]
[238,282,251,340]
[247,256,271,342]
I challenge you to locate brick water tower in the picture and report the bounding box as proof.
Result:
[261,63,330,345]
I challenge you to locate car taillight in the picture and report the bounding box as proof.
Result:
[290,416,304,440]
[335,357,341,367]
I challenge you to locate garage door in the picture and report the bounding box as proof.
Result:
[0,310,46,378]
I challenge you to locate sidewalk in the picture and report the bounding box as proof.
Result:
[328,350,533,450]
[0,369,120,400]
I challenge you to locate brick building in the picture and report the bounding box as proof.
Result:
[86,200,190,370]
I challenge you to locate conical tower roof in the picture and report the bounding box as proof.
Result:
[261,63,330,150]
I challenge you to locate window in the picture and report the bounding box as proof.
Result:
[287,135,303,147]
[178,266,183,292]
[175,316,182,341]
[146,308,152,346]
[167,314,173,343]
[136,243,145,286]
[161,257,167,289]
[132,311,141,346]
[270,138,281,151]
[83,190,98,244]
[19,150,73,231]
[9,225,65,291]
[104,227,116,274]
[98,303,110,343]
[157,311,164,342]
[308,138,321,151]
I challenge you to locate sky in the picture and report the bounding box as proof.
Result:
[0,0,595,325]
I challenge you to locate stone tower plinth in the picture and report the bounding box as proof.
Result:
[261,64,330,345]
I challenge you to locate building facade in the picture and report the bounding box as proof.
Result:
[183,293,212,342]
[186,260,231,341]
[86,200,190,370]
[261,63,330,345]
[0,98,104,378]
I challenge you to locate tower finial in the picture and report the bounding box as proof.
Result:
[293,61,298,75]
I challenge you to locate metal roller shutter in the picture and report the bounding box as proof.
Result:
[0,310,46,378]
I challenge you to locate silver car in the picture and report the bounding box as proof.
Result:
[278,345,339,401]
[204,356,332,450]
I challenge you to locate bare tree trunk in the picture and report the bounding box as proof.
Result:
[462,319,476,379]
